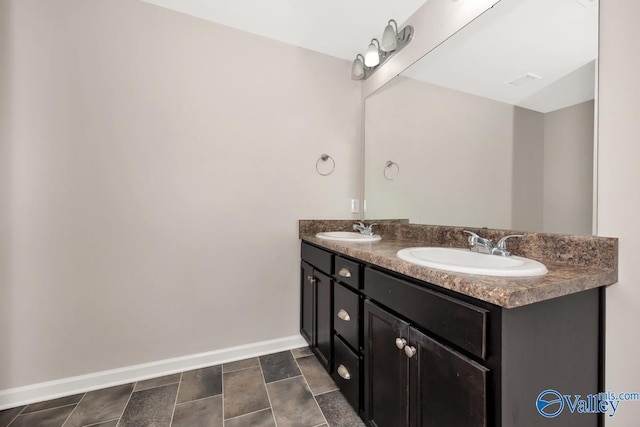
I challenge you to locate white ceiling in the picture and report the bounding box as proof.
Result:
[139,0,428,60]
[403,0,598,112]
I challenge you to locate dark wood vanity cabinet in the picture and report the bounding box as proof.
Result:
[300,243,334,370]
[364,279,488,427]
[361,266,600,427]
[332,257,364,413]
[301,241,601,427]
[301,242,365,412]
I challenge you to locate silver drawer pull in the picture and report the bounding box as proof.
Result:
[395,337,407,350]
[338,267,352,278]
[307,276,315,284]
[337,364,351,380]
[337,309,351,321]
[404,345,417,358]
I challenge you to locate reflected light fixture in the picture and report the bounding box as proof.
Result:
[351,19,414,81]
[364,39,381,67]
[381,20,399,52]
[351,54,365,80]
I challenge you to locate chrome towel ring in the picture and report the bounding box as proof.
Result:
[316,154,335,176]
[384,160,399,180]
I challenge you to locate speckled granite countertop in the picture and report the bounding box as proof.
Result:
[300,220,618,309]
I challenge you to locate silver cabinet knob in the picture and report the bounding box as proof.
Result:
[307,276,316,284]
[404,345,417,358]
[338,268,352,278]
[337,309,351,321]
[395,337,407,350]
[337,364,351,380]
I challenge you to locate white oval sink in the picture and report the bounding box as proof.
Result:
[396,247,547,277]
[316,231,382,242]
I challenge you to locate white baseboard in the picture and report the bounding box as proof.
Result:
[0,334,307,411]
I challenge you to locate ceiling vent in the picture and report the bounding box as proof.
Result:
[507,73,542,87]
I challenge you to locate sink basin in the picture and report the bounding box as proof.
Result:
[316,231,382,242]
[396,247,547,277]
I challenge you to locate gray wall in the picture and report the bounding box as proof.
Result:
[543,100,594,235]
[512,107,544,231]
[599,1,640,425]
[0,0,10,392]
[365,76,593,233]
[1,0,359,389]
[365,76,515,229]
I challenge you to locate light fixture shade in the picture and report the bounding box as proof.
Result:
[381,20,398,52]
[364,39,380,67]
[351,55,365,80]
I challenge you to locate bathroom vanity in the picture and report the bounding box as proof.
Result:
[299,221,617,427]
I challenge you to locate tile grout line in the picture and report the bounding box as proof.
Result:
[8,401,79,418]
[113,385,135,427]
[173,391,219,406]
[5,404,27,427]
[291,350,331,427]
[221,359,261,375]
[220,367,225,426]
[83,419,119,427]
[294,355,338,395]
[263,373,304,386]
[168,372,183,427]
[223,407,273,423]
[313,387,340,398]
[134,380,181,394]
[61,392,87,427]
[257,355,278,427]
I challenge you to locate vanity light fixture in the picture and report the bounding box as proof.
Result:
[381,20,399,52]
[364,39,381,67]
[351,20,414,80]
[351,54,365,80]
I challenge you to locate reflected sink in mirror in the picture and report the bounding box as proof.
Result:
[396,247,547,277]
[316,232,382,242]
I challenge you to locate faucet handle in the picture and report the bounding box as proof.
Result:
[463,230,480,243]
[496,234,524,250]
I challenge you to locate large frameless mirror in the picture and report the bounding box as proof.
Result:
[364,0,598,235]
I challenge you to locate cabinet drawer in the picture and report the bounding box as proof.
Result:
[334,283,360,351]
[301,242,333,274]
[332,335,361,413]
[334,256,361,290]
[364,268,488,360]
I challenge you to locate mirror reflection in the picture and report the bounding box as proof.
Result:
[364,0,598,235]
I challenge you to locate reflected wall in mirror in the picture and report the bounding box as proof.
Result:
[364,0,598,235]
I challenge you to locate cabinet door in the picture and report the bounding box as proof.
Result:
[300,261,315,346]
[409,326,489,427]
[315,270,333,370]
[364,301,410,427]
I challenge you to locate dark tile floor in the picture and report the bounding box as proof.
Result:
[0,347,365,427]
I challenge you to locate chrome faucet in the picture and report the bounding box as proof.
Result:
[463,230,523,257]
[353,221,377,236]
